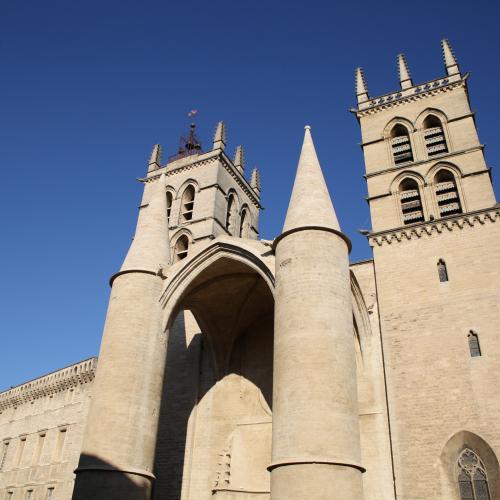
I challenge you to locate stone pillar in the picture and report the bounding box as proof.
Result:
[72,272,166,500]
[271,228,364,500]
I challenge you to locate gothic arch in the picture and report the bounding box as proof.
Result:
[390,170,426,194]
[350,271,372,362]
[170,228,194,264]
[415,107,450,129]
[176,178,200,198]
[440,430,500,499]
[382,116,416,139]
[426,162,467,215]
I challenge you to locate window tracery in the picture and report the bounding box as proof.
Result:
[458,448,490,500]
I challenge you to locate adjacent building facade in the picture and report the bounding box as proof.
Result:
[1,39,498,500]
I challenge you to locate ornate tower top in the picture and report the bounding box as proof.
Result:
[170,123,203,162]
[397,53,413,89]
[355,67,369,104]
[441,39,459,76]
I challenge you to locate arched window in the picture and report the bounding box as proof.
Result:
[173,234,189,262]
[225,193,238,235]
[423,115,448,157]
[437,259,448,282]
[468,331,482,358]
[399,178,424,224]
[180,185,195,223]
[390,124,413,165]
[166,191,173,223]
[239,209,251,238]
[458,448,490,500]
[434,169,462,217]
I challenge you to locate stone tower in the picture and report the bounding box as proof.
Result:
[72,123,263,500]
[354,40,500,499]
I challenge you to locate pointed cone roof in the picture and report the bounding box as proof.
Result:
[283,126,340,233]
[397,54,412,83]
[441,39,459,72]
[355,67,368,96]
[120,173,170,273]
[148,144,162,172]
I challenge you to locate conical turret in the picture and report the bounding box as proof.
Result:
[355,67,369,104]
[397,53,413,89]
[250,167,261,197]
[213,121,227,150]
[120,173,170,273]
[234,145,245,173]
[148,144,162,172]
[283,126,340,233]
[442,39,460,76]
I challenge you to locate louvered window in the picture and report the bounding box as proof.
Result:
[458,449,490,500]
[173,235,189,262]
[434,169,462,217]
[423,115,448,157]
[468,331,482,358]
[180,185,196,223]
[399,178,424,224]
[390,124,413,165]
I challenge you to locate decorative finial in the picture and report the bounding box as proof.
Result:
[213,121,227,150]
[441,39,460,76]
[250,168,261,197]
[397,54,413,89]
[304,125,311,130]
[148,144,162,172]
[355,67,369,104]
[234,145,245,174]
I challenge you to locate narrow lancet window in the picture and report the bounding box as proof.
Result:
[423,115,448,157]
[166,191,173,223]
[390,124,413,165]
[458,448,490,499]
[0,441,9,470]
[180,185,195,223]
[226,194,238,235]
[239,209,250,238]
[468,331,482,358]
[399,178,424,224]
[437,259,448,282]
[434,169,462,217]
[173,235,189,262]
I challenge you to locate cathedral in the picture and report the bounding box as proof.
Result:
[1,39,499,500]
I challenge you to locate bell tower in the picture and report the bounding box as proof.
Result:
[146,121,262,263]
[353,41,500,499]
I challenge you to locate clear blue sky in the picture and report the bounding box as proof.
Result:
[1,0,499,390]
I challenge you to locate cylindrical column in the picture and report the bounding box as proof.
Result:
[270,228,364,500]
[72,271,167,500]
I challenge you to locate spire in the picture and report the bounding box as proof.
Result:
[397,54,413,89]
[283,126,340,233]
[120,173,170,273]
[441,39,460,76]
[148,144,162,172]
[355,67,369,104]
[250,167,261,197]
[233,145,245,173]
[213,121,227,150]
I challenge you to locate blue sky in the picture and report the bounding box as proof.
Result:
[1,0,499,389]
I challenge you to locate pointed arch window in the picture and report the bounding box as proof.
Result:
[180,185,195,223]
[239,208,251,238]
[468,331,482,358]
[390,124,413,165]
[173,235,189,262]
[423,115,448,157]
[434,169,462,217]
[166,191,173,223]
[437,259,448,282]
[225,193,238,235]
[399,178,424,224]
[458,449,490,500]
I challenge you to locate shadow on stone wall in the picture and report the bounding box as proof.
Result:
[72,454,151,500]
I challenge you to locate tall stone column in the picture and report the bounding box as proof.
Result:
[270,127,364,500]
[72,173,170,500]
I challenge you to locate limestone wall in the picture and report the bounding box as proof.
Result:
[0,358,96,500]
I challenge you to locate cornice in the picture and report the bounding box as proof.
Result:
[368,206,500,247]
[0,358,97,411]
[352,74,467,117]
